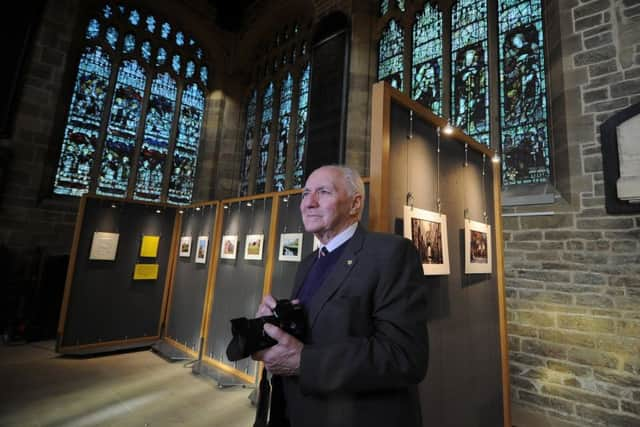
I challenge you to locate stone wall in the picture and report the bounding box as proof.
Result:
[504,0,640,425]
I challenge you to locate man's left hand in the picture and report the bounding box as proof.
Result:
[252,323,303,376]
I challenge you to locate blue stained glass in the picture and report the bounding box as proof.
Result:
[156,47,167,66]
[379,0,405,16]
[189,38,195,46]
[451,0,490,145]
[256,82,274,193]
[172,55,181,74]
[86,19,100,39]
[97,60,147,198]
[239,91,257,196]
[146,15,156,33]
[129,10,140,26]
[196,48,203,59]
[106,27,118,50]
[134,72,177,201]
[102,5,112,19]
[200,66,208,85]
[168,83,205,204]
[412,3,443,115]
[141,41,152,62]
[161,22,171,39]
[186,61,195,78]
[273,74,293,192]
[176,32,184,46]
[378,19,404,91]
[293,64,310,188]
[118,5,125,14]
[123,34,135,53]
[54,46,111,196]
[499,0,550,186]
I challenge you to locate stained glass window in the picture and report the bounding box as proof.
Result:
[377,19,404,91]
[168,83,205,204]
[86,19,100,39]
[293,64,310,188]
[239,91,257,196]
[129,10,140,26]
[161,22,170,39]
[412,3,442,115]
[106,27,118,50]
[96,59,146,197]
[200,66,208,86]
[156,47,167,66]
[499,0,550,186]
[123,33,135,53]
[256,82,274,194]
[53,46,111,196]
[379,0,406,16]
[273,74,293,192]
[172,54,181,74]
[451,0,490,145]
[133,72,176,201]
[54,3,209,202]
[176,32,184,46]
[146,16,156,33]
[186,61,195,78]
[141,41,152,62]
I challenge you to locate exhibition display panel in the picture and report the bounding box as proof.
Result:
[369,81,510,427]
[57,195,178,354]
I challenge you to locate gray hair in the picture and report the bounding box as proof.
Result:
[324,165,365,217]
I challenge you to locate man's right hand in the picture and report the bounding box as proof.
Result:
[256,294,278,317]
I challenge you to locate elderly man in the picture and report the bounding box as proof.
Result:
[253,165,428,427]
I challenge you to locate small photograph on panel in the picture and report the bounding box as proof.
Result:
[279,233,303,262]
[89,231,120,261]
[179,236,192,257]
[465,219,492,274]
[244,234,264,260]
[221,235,238,259]
[403,206,450,275]
[195,236,208,264]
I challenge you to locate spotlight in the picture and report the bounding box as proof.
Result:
[442,123,454,135]
[223,204,229,209]
[195,207,201,211]
[246,201,252,207]
[111,204,117,208]
[178,210,184,214]
[492,153,501,163]
[155,209,161,214]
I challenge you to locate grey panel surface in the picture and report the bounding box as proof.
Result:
[389,102,503,426]
[204,198,272,378]
[61,198,175,350]
[165,204,217,353]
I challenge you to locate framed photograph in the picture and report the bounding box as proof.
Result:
[179,236,192,257]
[89,232,119,261]
[465,219,492,274]
[279,233,303,262]
[244,234,264,260]
[195,236,209,264]
[403,206,450,275]
[220,235,238,259]
[133,263,159,280]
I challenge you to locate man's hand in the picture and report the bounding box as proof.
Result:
[252,323,303,376]
[256,295,278,317]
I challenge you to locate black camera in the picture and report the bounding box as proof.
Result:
[226,299,307,361]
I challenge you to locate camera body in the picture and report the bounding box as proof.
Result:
[226,299,306,361]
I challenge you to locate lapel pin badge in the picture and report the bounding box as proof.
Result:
[346,260,353,265]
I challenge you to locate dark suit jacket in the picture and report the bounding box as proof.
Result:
[276,224,429,427]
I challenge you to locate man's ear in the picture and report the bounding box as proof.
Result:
[350,193,363,215]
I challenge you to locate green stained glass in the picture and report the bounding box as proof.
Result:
[451,0,490,145]
[412,2,442,115]
[377,19,404,91]
[499,0,550,186]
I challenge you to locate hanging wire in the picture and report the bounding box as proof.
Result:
[463,143,469,219]
[436,127,441,213]
[406,110,413,210]
[482,154,488,224]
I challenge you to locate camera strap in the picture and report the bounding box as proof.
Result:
[253,367,271,427]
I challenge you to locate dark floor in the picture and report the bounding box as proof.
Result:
[0,341,578,427]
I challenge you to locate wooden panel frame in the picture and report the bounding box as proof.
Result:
[369,81,510,427]
[56,194,180,355]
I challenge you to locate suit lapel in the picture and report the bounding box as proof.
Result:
[307,225,366,330]
[290,250,317,299]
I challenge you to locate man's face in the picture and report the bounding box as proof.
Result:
[300,167,360,242]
